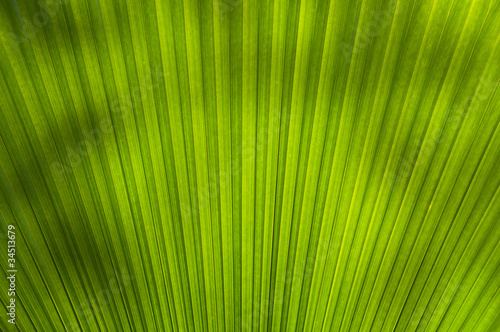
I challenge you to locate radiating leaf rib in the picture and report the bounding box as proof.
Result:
[241,0,258,330]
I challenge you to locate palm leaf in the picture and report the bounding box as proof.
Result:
[1,0,499,331]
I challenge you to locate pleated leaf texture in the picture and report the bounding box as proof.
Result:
[1,0,500,331]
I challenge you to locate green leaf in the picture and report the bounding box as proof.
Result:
[1,0,499,331]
